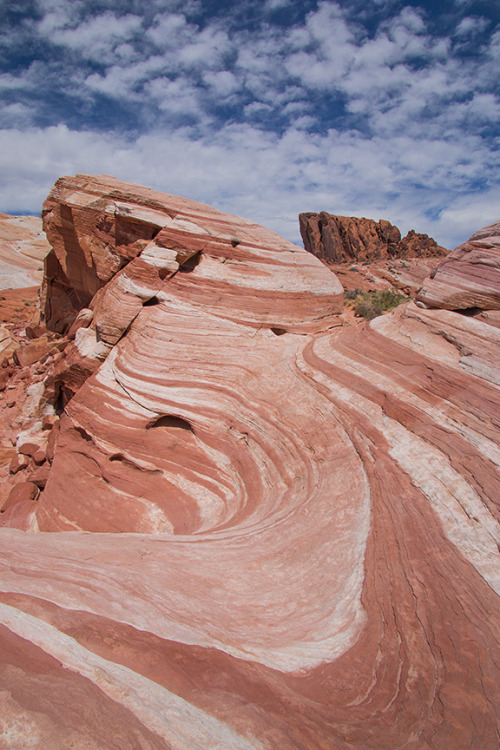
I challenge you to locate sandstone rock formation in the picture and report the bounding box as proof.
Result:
[417,219,500,310]
[0,213,50,289]
[300,211,447,264]
[0,178,498,749]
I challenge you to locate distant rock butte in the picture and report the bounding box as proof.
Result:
[300,211,448,264]
[417,219,500,310]
[0,176,498,749]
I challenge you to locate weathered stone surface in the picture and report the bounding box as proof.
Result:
[0,213,50,289]
[0,326,18,363]
[29,462,50,488]
[8,452,29,474]
[0,180,498,749]
[13,336,54,367]
[300,211,447,263]
[329,256,443,297]
[17,440,43,458]
[2,481,39,511]
[417,219,500,310]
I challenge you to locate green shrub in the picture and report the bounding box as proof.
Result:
[351,288,406,320]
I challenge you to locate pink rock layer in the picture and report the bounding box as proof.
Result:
[417,219,500,310]
[0,178,498,749]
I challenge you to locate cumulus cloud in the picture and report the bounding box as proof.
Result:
[47,12,143,64]
[455,16,489,36]
[0,0,498,250]
[0,121,497,250]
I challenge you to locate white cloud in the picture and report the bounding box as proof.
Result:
[5,0,493,151]
[146,76,205,116]
[85,55,168,97]
[455,16,489,36]
[36,0,77,34]
[0,123,497,252]
[0,1,497,255]
[177,27,230,69]
[0,102,34,128]
[47,12,143,63]
[203,70,240,98]
[147,13,190,48]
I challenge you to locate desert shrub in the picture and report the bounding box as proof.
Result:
[354,302,379,320]
[352,289,406,320]
[375,289,406,309]
[344,288,363,300]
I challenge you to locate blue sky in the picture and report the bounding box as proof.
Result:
[0,0,498,248]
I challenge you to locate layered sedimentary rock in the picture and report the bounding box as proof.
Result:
[300,211,447,263]
[0,179,498,749]
[417,219,500,310]
[0,213,50,289]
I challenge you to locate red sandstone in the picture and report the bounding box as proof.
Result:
[0,177,498,749]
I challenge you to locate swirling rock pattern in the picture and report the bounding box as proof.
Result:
[0,178,498,749]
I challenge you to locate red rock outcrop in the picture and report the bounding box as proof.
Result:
[0,179,498,749]
[417,219,500,310]
[300,211,447,263]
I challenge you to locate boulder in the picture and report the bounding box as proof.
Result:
[13,336,54,367]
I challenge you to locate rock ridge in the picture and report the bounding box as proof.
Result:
[299,211,447,263]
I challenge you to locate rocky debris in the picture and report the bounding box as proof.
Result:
[0,285,66,513]
[329,256,443,299]
[13,335,63,368]
[0,326,18,365]
[0,178,498,749]
[300,211,448,263]
[0,212,50,289]
[417,219,500,310]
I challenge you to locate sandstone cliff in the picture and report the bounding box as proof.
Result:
[0,178,498,749]
[300,211,447,263]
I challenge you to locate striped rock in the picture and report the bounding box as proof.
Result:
[0,178,498,749]
[417,219,500,310]
[0,213,50,290]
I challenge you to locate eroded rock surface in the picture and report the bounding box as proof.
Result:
[0,179,498,749]
[300,211,447,264]
[0,213,50,289]
[417,219,500,310]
